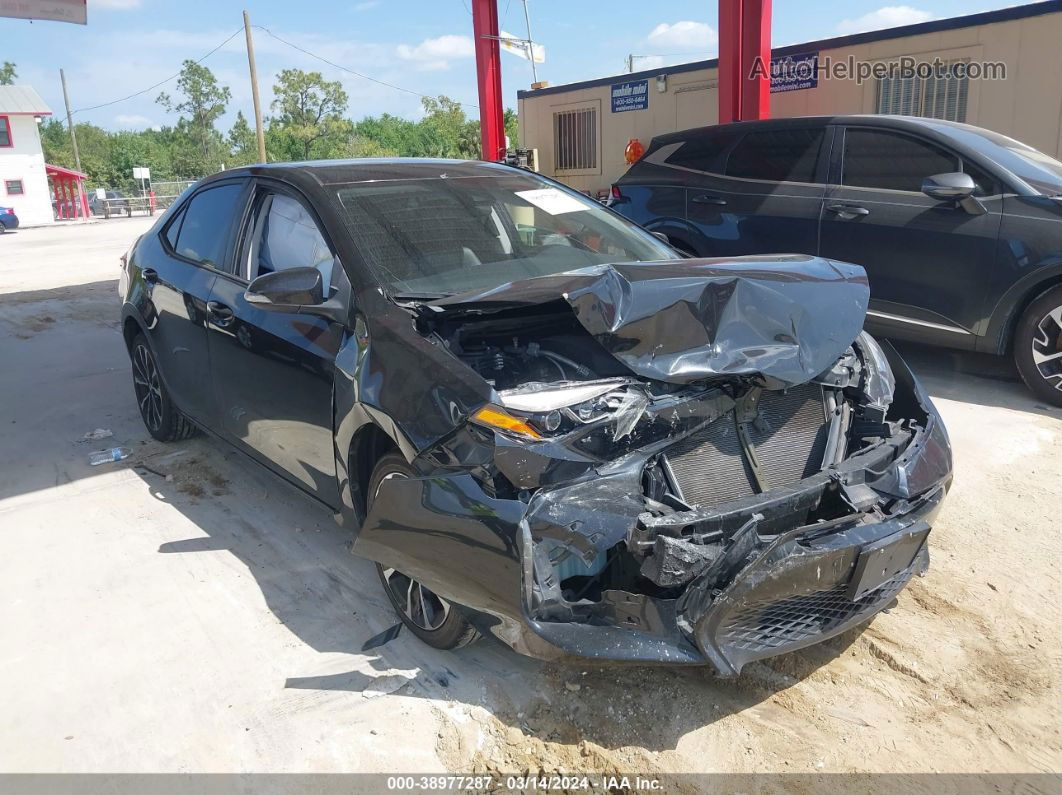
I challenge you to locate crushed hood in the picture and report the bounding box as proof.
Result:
[429,255,870,388]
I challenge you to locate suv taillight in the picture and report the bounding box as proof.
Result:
[611,185,622,199]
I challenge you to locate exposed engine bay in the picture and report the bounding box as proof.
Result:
[357,258,952,673]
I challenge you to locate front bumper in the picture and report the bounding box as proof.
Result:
[511,485,941,674]
[352,343,951,673]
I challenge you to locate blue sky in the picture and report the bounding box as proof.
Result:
[1,0,1029,132]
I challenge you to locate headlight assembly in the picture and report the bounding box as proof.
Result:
[472,378,638,440]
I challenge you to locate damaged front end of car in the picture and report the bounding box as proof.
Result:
[352,256,952,674]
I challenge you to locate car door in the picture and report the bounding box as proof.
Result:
[145,180,249,426]
[205,182,347,507]
[820,126,1003,344]
[683,124,829,257]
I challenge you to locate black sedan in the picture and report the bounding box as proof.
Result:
[612,115,1062,406]
[119,159,951,675]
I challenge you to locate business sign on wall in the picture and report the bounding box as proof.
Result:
[0,0,86,25]
[770,52,820,93]
[611,80,649,112]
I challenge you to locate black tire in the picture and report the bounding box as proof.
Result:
[368,452,479,651]
[1014,285,1062,407]
[129,334,198,442]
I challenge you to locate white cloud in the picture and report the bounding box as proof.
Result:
[396,34,475,71]
[92,0,142,9]
[646,21,718,52]
[114,114,156,129]
[837,6,933,35]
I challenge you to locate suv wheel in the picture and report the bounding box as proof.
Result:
[368,452,479,651]
[1014,285,1062,407]
[130,334,198,441]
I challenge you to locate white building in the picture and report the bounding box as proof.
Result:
[0,85,56,226]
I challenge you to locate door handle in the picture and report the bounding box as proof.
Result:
[142,268,158,284]
[207,300,235,327]
[826,203,870,219]
[691,194,727,206]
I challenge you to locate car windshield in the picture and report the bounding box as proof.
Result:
[333,173,675,296]
[945,126,1062,195]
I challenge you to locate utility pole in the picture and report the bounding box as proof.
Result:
[243,9,267,163]
[626,54,634,73]
[59,68,81,173]
[521,0,538,84]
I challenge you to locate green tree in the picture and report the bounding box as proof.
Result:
[156,60,231,174]
[418,95,479,159]
[227,111,259,166]
[0,62,16,85]
[268,69,350,161]
[504,108,519,151]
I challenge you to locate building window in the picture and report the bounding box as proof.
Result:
[0,116,12,147]
[553,107,597,171]
[876,61,969,122]
[5,179,24,195]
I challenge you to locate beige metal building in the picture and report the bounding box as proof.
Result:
[517,1,1062,195]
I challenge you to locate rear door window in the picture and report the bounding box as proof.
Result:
[664,129,742,173]
[173,183,244,270]
[725,128,824,183]
[164,207,185,250]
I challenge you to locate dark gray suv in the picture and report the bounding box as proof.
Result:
[612,115,1062,405]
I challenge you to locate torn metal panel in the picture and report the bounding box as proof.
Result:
[348,245,951,673]
[429,255,870,388]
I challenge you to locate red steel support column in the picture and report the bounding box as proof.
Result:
[718,0,772,124]
[472,0,505,162]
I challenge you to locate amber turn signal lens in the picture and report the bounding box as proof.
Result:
[471,406,543,440]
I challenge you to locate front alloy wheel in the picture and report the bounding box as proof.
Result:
[378,566,452,631]
[1015,286,1062,407]
[368,452,479,650]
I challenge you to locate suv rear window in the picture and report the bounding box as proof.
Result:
[664,129,742,173]
[725,128,824,183]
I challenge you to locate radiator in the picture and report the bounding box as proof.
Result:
[665,384,829,507]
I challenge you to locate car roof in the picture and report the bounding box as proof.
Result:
[649,114,985,145]
[202,158,523,189]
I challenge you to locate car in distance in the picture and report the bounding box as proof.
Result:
[0,205,18,232]
[89,190,133,218]
[611,115,1062,406]
[119,159,952,675]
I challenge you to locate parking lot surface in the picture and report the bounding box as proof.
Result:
[2,219,1060,778]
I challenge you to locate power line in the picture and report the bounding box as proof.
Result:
[67,21,479,118]
[253,25,478,110]
[71,27,244,116]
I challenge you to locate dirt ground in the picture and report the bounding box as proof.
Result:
[1,218,1060,781]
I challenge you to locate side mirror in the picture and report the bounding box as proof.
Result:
[922,172,975,201]
[245,266,347,322]
[246,266,324,307]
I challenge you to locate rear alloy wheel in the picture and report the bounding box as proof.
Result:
[130,334,198,442]
[369,452,479,650]
[1015,285,1062,407]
